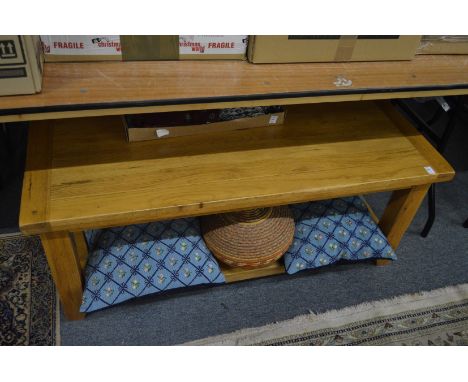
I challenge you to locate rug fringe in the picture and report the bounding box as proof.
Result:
[183,283,468,345]
[0,231,23,239]
[307,283,468,319]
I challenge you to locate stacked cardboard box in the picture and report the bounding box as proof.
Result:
[0,35,43,96]
[247,35,421,63]
[40,35,248,62]
[417,36,468,55]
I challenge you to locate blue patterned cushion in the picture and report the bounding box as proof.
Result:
[284,197,396,274]
[81,218,225,313]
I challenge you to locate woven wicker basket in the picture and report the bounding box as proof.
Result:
[201,206,295,268]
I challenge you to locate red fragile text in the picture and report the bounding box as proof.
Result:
[53,41,84,49]
[207,42,235,49]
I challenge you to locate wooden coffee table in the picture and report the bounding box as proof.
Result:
[0,57,464,320]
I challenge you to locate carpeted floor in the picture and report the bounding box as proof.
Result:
[185,284,468,345]
[0,234,59,345]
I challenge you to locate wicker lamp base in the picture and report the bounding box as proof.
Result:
[201,206,295,268]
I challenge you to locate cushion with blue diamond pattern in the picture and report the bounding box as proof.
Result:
[284,196,396,274]
[81,218,225,313]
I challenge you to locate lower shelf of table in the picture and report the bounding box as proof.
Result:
[221,261,286,283]
[220,195,381,283]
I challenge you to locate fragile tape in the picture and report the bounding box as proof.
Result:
[334,35,358,62]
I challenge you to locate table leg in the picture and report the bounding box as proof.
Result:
[376,184,430,266]
[40,231,86,320]
[70,231,90,272]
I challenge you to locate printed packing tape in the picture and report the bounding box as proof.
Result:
[334,35,358,62]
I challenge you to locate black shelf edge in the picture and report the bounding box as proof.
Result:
[1,83,468,117]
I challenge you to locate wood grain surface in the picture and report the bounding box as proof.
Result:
[19,101,455,235]
[40,231,85,320]
[222,261,286,283]
[379,185,431,249]
[1,55,468,122]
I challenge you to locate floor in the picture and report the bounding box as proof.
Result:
[1,100,467,345]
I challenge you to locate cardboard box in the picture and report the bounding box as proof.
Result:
[124,106,285,142]
[41,35,121,62]
[417,36,468,55]
[40,35,248,62]
[0,35,43,96]
[247,35,421,63]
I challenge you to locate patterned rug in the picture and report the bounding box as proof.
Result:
[185,284,468,345]
[0,234,59,345]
